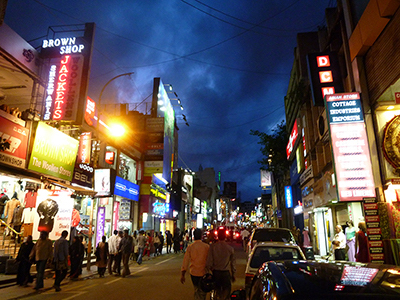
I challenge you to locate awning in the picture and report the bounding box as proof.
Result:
[48,180,97,197]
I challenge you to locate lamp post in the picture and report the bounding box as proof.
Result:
[87,72,134,271]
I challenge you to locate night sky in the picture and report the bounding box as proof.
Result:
[4,0,333,202]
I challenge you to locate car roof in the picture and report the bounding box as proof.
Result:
[255,260,400,298]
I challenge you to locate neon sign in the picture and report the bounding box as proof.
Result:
[53,55,70,119]
[285,186,293,208]
[286,120,299,159]
[44,65,56,120]
[307,52,343,106]
[42,37,85,55]
[326,93,375,201]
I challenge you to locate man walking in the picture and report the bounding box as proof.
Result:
[120,229,134,277]
[206,228,236,300]
[53,230,69,292]
[166,230,173,253]
[181,229,209,300]
[113,231,123,275]
[136,230,145,265]
[108,230,120,275]
[240,227,250,252]
[31,231,52,291]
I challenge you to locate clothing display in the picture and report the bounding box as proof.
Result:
[24,192,37,208]
[4,198,21,232]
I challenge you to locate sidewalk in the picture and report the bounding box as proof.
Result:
[0,253,168,299]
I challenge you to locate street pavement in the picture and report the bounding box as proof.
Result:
[0,241,246,300]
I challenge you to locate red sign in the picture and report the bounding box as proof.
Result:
[105,151,115,165]
[84,96,96,126]
[286,119,299,159]
[50,55,84,121]
[395,92,400,104]
[77,132,92,164]
[0,114,29,168]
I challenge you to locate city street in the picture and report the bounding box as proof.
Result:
[1,242,246,300]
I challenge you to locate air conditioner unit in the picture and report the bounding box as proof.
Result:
[317,109,329,141]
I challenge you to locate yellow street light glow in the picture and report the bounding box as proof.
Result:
[387,106,395,110]
[108,123,125,137]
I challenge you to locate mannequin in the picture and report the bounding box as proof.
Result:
[12,204,24,243]
[4,195,21,235]
[345,220,356,262]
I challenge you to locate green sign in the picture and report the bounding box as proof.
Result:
[28,122,79,181]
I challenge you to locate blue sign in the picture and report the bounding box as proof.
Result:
[114,176,139,201]
[285,186,293,209]
[327,96,364,124]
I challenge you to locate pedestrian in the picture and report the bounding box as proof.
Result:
[166,230,173,253]
[153,232,160,256]
[95,235,109,277]
[345,220,356,262]
[136,230,145,265]
[69,236,84,279]
[113,231,123,275]
[119,229,133,277]
[158,232,164,255]
[332,225,346,260]
[16,235,34,286]
[30,231,52,291]
[143,232,153,257]
[240,227,250,252]
[181,228,210,300]
[355,221,370,263]
[173,229,181,253]
[53,230,69,291]
[131,231,138,261]
[107,230,120,275]
[205,228,236,300]
[183,230,189,253]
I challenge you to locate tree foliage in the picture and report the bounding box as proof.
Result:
[250,120,290,178]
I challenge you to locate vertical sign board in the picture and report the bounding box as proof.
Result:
[285,186,293,208]
[286,120,299,160]
[96,207,105,248]
[41,23,95,125]
[260,170,272,190]
[307,52,344,106]
[363,197,384,263]
[325,93,375,201]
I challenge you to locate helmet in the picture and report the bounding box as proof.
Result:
[200,274,215,293]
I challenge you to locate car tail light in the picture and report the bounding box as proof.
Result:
[226,230,229,235]
[245,274,254,286]
[236,233,239,237]
[214,230,217,236]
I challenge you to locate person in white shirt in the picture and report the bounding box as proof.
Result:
[332,225,346,260]
[107,230,121,275]
[240,228,250,252]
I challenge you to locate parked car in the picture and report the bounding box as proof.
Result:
[234,260,400,300]
[247,228,296,254]
[245,241,305,292]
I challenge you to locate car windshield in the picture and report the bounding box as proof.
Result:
[252,229,295,243]
[250,246,301,268]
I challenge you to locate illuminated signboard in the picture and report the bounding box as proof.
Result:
[150,187,167,200]
[0,114,29,169]
[114,176,139,201]
[77,132,92,164]
[260,170,272,188]
[84,96,96,126]
[28,122,78,181]
[105,151,115,165]
[153,201,167,216]
[96,207,106,248]
[42,37,85,55]
[40,23,95,125]
[43,55,84,121]
[285,186,293,208]
[326,93,375,201]
[94,169,113,197]
[286,119,299,159]
[307,52,343,106]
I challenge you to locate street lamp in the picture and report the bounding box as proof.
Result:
[88,72,134,271]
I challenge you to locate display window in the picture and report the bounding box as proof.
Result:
[118,152,137,183]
